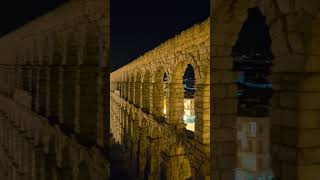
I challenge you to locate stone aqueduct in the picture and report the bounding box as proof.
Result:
[110,19,210,179]
[0,0,109,179]
[0,0,319,180]
[211,0,320,180]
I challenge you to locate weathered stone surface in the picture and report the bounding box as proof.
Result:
[110,20,210,179]
[0,0,109,179]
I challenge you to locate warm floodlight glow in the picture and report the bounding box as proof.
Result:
[184,98,195,131]
[163,99,167,115]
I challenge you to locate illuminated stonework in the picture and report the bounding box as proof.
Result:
[111,19,210,179]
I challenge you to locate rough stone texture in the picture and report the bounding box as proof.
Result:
[212,0,320,180]
[0,0,109,179]
[110,19,210,179]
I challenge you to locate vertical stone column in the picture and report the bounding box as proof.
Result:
[34,66,41,113]
[129,81,135,103]
[26,65,33,93]
[31,66,38,111]
[97,68,109,147]
[194,84,210,146]
[48,66,60,124]
[137,127,148,178]
[151,82,164,117]
[211,69,238,180]
[147,138,161,180]
[129,120,139,177]
[161,154,191,180]
[38,66,48,116]
[134,81,141,107]
[211,17,241,178]
[76,66,103,145]
[15,65,23,90]
[127,81,131,101]
[121,82,125,98]
[34,148,45,180]
[141,82,151,112]
[44,153,57,180]
[270,57,320,179]
[167,83,185,127]
[266,10,320,180]
[59,66,77,133]
[21,66,28,91]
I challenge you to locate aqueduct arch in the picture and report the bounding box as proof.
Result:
[110,19,210,179]
[212,0,320,179]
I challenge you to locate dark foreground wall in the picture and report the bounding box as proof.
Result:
[0,0,110,179]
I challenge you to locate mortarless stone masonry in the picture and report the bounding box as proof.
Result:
[211,0,320,180]
[110,19,210,179]
[0,0,109,179]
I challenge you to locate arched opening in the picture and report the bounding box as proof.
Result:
[183,64,196,132]
[232,7,273,180]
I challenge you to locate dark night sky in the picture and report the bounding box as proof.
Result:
[0,1,68,37]
[110,0,210,71]
[0,0,209,72]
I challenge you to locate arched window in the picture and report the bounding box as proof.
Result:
[232,7,273,179]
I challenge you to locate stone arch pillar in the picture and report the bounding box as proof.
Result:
[48,31,63,124]
[37,36,50,116]
[160,152,192,180]
[75,23,106,147]
[60,31,78,133]
[129,113,139,177]
[30,41,40,112]
[129,74,135,103]
[194,67,210,145]
[134,71,142,107]
[211,1,248,179]
[34,147,46,180]
[43,136,58,180]
[137,124,148,178]
[146,138,161,180]
[57,146,74,180]
[263,3,320,180]
[151,68,166,117]
[125,74,129,100]
[22,49,33,93]
[14,60,23,90]
[142,70,151,112]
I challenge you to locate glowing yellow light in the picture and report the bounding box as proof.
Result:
[163,99,167,115]
[183,98,195,132]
